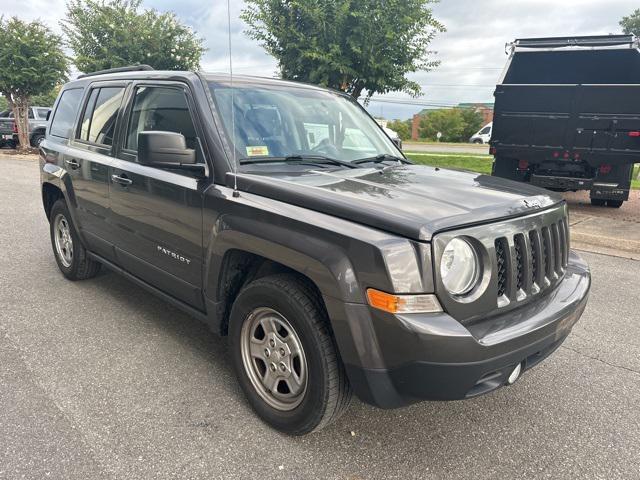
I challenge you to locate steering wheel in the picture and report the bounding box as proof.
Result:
[311,138,340,158]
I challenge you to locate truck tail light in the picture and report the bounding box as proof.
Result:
[489,147,496,155]
[563,152,570,159]
[599,164,612,174]
[553,151,559,158]
[518,160,529,170]
[12,122,17,134]
[628,131,640,137]
[366,289,442,314]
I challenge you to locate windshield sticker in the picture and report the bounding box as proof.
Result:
[246,146,269,157]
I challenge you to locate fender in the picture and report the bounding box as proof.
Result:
[204,213,362,306]
[41,161,89,249]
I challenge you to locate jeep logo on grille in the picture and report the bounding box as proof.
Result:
[157,245,191,265]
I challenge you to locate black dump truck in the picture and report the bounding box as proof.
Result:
[491,35,639,208]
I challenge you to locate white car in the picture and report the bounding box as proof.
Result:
[383,127,402,150]
[469,122,492,144]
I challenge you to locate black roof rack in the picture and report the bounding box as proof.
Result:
[77,64,154,79]
[513,35,635,49]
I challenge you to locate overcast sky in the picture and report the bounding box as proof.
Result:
[4,0,639,119]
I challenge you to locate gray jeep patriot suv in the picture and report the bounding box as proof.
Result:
[40,66,591,434]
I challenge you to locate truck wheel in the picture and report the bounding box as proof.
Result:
[473,139,483,144]
[229,273,351,435]
[590,199,606,207]
[606,200,623,208]
[31,133,45,147]
[49,200,101,280]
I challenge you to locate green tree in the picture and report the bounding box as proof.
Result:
[620,9,640,34]
[62,0,205,73]
[387,119,411,141]
[460,108,484,141]
[241,0,444,101]
[31,86,62,108]
[0,17,68,150]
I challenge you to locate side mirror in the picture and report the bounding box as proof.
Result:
[138,131,198,169]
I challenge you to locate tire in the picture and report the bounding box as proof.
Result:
[49,200,101,280]
[590,199,606,207]
[229,273,351,435]
[606,200,624,208]
[31,133,45,148]
[472,139,483,144]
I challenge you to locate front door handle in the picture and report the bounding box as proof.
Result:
[64,159,80,169]
[111,174,132,186]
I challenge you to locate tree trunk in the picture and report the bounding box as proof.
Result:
[12,98,30,152]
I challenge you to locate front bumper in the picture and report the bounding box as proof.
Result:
[336,250,590,408]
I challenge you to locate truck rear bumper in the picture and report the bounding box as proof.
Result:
[340,251,590,408]
[531,174,592,191]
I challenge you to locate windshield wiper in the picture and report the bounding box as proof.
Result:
[352,154,412,165]
[240,154,358,169]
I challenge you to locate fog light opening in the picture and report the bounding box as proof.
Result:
[507,362,524,385]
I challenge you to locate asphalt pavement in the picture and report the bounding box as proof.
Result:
[1,156,639,479]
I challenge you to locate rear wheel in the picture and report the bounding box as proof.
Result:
[590,198,606,207]
[31,133,45,147]
[49,200,101,280]
[229,274,351,435]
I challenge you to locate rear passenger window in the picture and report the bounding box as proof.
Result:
[125,86,197,152]
[50,89,83,139]
[37,108,50,119]
[78,87,125,146]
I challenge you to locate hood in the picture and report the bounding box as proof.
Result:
[230,164,562,241]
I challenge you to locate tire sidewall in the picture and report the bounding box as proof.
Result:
[229,280,331,434]
[50,201,83,279]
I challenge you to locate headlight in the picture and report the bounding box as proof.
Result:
[440,237,479,296]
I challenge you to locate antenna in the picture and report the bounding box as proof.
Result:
[227,0,240,197]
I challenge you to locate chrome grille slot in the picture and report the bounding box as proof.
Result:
[495,237,508,298]
[528,229,541,287]
[514,234,526,292]
[551,222,562,274]
[541,226,553,280]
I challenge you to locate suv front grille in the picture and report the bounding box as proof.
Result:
[433,203,569,322]
[495,216,569,307]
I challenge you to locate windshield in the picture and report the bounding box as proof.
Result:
[208,81,400,165]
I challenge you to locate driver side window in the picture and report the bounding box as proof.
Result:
[126,86,198,154]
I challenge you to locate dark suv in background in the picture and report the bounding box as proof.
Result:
[40,66,590,434]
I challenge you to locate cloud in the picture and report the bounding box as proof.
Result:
[7,0,639,119]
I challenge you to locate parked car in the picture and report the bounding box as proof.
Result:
[0,106,51,148]
[491,35,639,208]
[469,122,492,144]
[383,126,403,150]
[40,66,590,435]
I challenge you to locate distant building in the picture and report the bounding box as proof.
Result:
[410,103,494,140]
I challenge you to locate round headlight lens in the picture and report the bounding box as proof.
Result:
[440,238,479,296]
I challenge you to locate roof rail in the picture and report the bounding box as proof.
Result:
[513,35,636,49]
[77,64,154,79]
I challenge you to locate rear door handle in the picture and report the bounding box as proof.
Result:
[64,159,80,169]
[111,174,132,186]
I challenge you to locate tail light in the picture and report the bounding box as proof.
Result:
[12,122,17,134]
[489,147,496,155]
[628,131,640,137]
[599,164,612,175]
[563,152,570,159]
[518,160,529,170]
[553,151,560,158]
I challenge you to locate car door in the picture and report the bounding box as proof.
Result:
[64,82,128,261]
[108,82,206,309]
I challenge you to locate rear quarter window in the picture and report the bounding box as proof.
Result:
[50,88,84,139]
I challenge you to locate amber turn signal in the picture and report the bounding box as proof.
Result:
[366,289,442,314]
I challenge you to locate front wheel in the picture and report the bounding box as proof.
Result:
[590,198,606,207]
[229,274,351,435]
[49,200,101,280]
[606,200,624,208]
